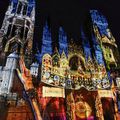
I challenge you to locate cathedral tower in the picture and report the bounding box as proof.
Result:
[0,0,35,98]
[90,10,120,70]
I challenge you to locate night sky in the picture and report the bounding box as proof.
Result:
[0,0,120,51]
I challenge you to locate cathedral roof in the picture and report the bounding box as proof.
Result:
[31,62,39,67]
[8,52,18,58]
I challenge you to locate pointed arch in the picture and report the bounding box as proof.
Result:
[4,36,23,52]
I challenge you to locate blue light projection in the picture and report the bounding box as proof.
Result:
[90,10,113,84]
[35,21,53,63]
[27,0,35,16]
[35,50,41,63]
[81,27,92,60]
[90,10,106,65]
[10,0,18,13]
[58,27,68,56]
[10,0,18,3]
[41,22,53,55]
[41,22,52,54]
[10,0,35,16]
[90,10,108,36]
[91,33,104,65]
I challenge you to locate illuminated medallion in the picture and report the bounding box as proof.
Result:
[54,75,59,81]
[75,101,92,119]
[54,75,60,86]
[44,72,50,79]
[42,72,50,81]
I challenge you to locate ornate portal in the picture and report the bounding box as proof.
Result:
[41,48,110,90]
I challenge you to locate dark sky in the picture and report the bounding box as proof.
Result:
[0,0,120,50]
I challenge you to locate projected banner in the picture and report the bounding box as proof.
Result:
[98,90,113,98]
[42,86,65,98]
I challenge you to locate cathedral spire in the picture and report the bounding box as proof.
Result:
[41,21,52,56]
[90,10,108,36]
[52,46,60,67]
[81,27,92,60]
[61,50,67,59]
[58,26,68,56]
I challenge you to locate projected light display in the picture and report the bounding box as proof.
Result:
[0,0,120,120]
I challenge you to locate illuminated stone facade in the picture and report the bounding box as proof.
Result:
[0,0,35,120]
[0,1,120,120]
[90,10,120,70]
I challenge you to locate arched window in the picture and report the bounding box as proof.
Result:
[17,2,22,14]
